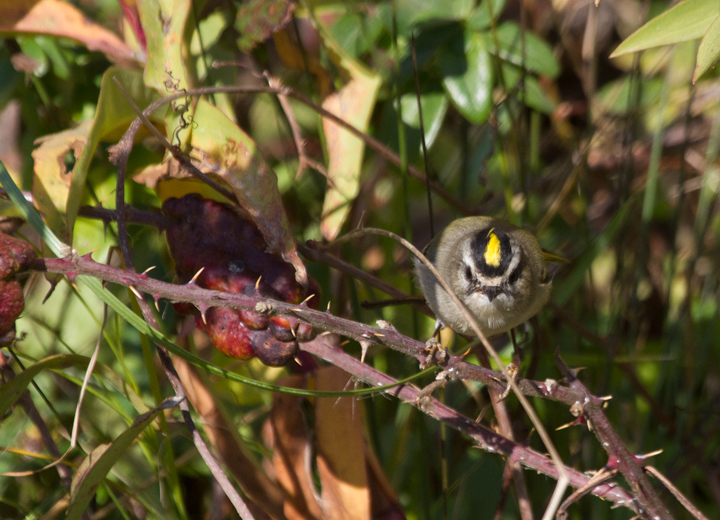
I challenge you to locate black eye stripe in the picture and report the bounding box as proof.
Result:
[506,256,524,285]
[470,229,513,277]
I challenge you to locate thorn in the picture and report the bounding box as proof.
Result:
[294,355,303,366]
[360,340,371,364]
[599,395,613,401]
[190,267,205,284]
[154,296,160,312]
[326,301,331,312]
[636,449,663,460]
[290,324,297,339]
[340,340,350,346]
[129,286,143,300]
[142,265,157,276]
[302,293,316,304]
[255,275,262,291]
[372,333,385,338]
[291,308,302,312]
[200,309,207,325]
[555,420,578,431]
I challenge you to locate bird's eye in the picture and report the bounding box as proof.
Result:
[464,265,473,280]
[508,267,520,285]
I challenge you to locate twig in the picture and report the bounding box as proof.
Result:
[265,73,318,180]
[556,468,620,519]
[645,466,711,520]
[299,338,636,510]
[555,351,672,520]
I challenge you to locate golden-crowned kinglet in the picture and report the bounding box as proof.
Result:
[414,216,552,337]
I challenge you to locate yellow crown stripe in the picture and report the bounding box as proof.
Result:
[484,232,502,267]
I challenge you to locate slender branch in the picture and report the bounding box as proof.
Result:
[299,338,636,509]
[33,254,588,407]
[555,351,672,520]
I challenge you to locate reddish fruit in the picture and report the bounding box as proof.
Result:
[0,233,37,280]
[197,307,255,360]
[163,194,320,365]
[251,329,298,367]
[172,301,196,316]
[0,280,24,336]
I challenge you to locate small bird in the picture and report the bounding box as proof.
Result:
[414,216,553,338]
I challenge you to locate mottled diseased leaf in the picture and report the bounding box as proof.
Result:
[315,367,370,520]
[137,0,191,92]
[694,14,720,82]
[439,31,493,124]
[400,91,449,149]
[320,57,381,240]
[482,21,560,78]
[186,98,308,288]
[134,0,304,288]
[65,67,162,243]
[0,354,88,418]
[236,0,294,52]
[0,0,137,65]
[66,396,183,520]
[610,0,720,58]
[32,121,91,243]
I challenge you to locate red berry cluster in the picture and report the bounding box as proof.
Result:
[0,233,37,345]
[163,194,320,366]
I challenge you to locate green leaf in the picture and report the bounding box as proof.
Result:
[467,0,507,30]
[16,37,49,77]
[439,31,493,124]
[400,91,449,149]
[611,0,720,58]
[0,354,89,418]
[482,21,560,78]
[64,67,162,245]
[694,13,720,82]
[398,22,460,82]
[501,63,557,114]
[397,0,475,28]
[595,76,664,116]
[327,12,383,58]
[66,396,183,520]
